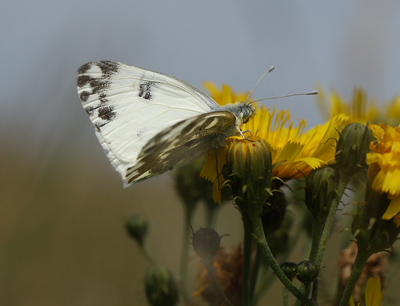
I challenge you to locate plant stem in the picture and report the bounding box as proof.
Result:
[242,212,254,306]
[179,207,194,302]
[338,247,370,306]
[141,244,157,265]
[203,258,234,306]
[314,178,349,267]
[248,212,315,306]
[250,244,262,299]
[283,287,290,306]
[293,177,350,306]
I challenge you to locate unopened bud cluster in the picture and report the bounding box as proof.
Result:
[280,261,319,284]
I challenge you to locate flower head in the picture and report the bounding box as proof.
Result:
[366,124,400,224]
[317,86,400,125]
[200,83,345,202]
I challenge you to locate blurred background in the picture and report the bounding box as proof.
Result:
[2,1,400,305]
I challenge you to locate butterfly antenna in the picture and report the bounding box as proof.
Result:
[245,66,275,104]
[249,90,318,104]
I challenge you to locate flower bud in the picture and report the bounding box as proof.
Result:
[126,214,148,246]
[262,191,287,234]
[192,228,221,263]
[351,164,400,253]
[174,158,205,208]
[280,262,297,280]
[305,166,338,218]
[265,207,293,258]
[335,123,374,176]
[145,265,179,306]
[224,138,273,214]
[296,261,319,284]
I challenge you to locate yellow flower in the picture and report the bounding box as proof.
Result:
[366,124,400,224]
[317,86,379,124]
[317,86,400,125]
[200,82,345,203]
[349,277,385,306]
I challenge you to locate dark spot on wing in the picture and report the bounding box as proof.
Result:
[90,79,111,94]
[138,81,154,100]
[77,75,94,88]
[77,63,92,74]
[80,91,90,102]
[85,106,94,115]
[98,106,116,121]
[181,122,196,135]
[98,61,119,77]
[99,93,108,103]
[95,123,106,132]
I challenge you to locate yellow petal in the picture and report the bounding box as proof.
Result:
[365,277,384,306]
[383,195,400,220]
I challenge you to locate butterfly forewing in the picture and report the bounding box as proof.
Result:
[76,61,220,180]
[126,111,238,184]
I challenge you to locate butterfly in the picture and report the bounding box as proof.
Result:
[76,61,256,186]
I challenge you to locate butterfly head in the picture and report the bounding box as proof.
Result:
[239,103,256,124]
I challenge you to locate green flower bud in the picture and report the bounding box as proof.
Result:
[280,262,297,280]
[223,138,273,215]
[145,265,179,306]
[174,158,205,208]
[266,207,293,258]
[262,191,287,234]
[335,123,374,176]
[192,228,221,263]
[305,165,339,218]
[296,261,319,284]
[351,164,400,253]
[126,214,148,246]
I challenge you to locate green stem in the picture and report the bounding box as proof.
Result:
[308,217,325,263]
[179,207,193,302]
[311,279,319,304]
[141,244,157,265]
[250,243,262,300]
[314,177,349,267]
[242,212,254,306]
[294,177,350,306]
[203,258,234,306]
[338,247,370,306]
[248,212,315,306]
[283,286,290,306]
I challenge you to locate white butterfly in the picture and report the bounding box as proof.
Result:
[77,61,255,186]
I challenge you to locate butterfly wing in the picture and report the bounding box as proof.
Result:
[77,61,220,180]
[126,111,238,184]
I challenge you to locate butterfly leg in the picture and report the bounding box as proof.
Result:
[237,127,254,141]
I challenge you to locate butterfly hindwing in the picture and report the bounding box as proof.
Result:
[77,61,220,178]
[125,111,238,184]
